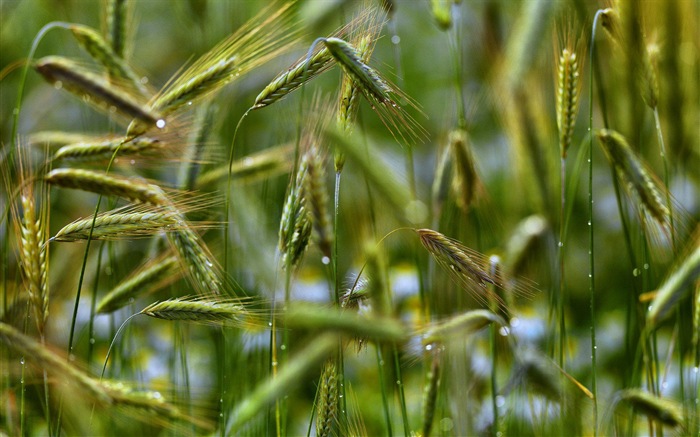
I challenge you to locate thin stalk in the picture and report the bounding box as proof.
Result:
[333,171,347,426]
[588,10,604,434]
[558,158,567,370]
[376,345,393,436]
[86,241,106,369]
[393,344,409,437]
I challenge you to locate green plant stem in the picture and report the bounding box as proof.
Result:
[376,345,393,436]
[333,171,347,428]
[588,10,604,435]
[393,344,409,437]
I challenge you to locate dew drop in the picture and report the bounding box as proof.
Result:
[425,343,433,351]
[89,338,95,345]
[130,159,136,165]
[268,322,273,327]
[109,105,117,113]
[219,413,224,418]
[156,119,166,129]
[499,326,510,336]
[54,81,63,90]
[643,263,649,270]
[140,76,149,84]
[13,107,19,115]
[633,268,640,276]
[379,360,384,366]
[391,35,401,44]
[20,357,25,365]
[280,344,286,351]
[321,256,330,265]
[558,241,563,247]
[69,353,76,362]
[187,101,193,106]
[587,221,592,226]
[205,260,213,267]
[496,395,505,408]
[271,361,278,367]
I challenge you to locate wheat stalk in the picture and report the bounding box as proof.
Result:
[422,344,442,437]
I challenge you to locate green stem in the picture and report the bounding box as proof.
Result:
[393,344,409,437]
[588,10,605,435]
[376,345,393,436]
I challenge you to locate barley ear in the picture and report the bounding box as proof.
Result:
[646,241,700,329]
[278,156,312,269]
[555,38,583,158]
[613,389,684,428]
[316,360,338,437]
[69,24,148,97]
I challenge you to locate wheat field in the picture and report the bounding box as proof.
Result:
[1,0,698,435]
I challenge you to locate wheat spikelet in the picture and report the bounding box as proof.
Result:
[278,155,312,269]
[324,37,392,104]
[323,31,426,144]
[596,129,671,232]
[448,128,482,213]
[416,228,502,308]
[34,56,159,128]
[554,25,583,159]
[53,136,162,162]
[139,296,247,325]
[29,131,105,149]
[146,3,297,117]
[315,360,338,437]
[52,209,181,242]
[18,191,49,334]
[283,303,405,343]
[421,309,507,345]
[69,24,148,96]
[303,144,332,260]
[253,47,334,109]
[422,344,442,437]
[105,0,130,58]
[99,380,184,423]
[430,0,452,30]
[504,215,549,278]
[0,321,111,404]
[97,254,181,314]
[45,168,167,205]
[167,225,223,295]
[646,239,700,328]
[431,144,453,219]
[195,143,294,188]
[613,389,684,428]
